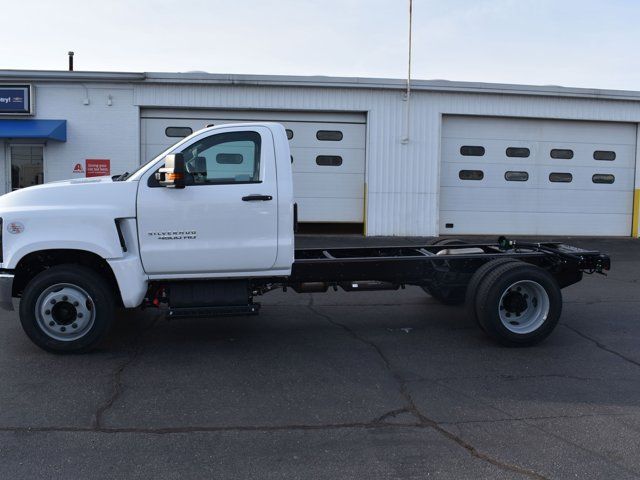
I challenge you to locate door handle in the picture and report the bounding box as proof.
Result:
[242,194,273,201]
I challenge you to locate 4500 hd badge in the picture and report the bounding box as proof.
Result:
[148,231,197,240]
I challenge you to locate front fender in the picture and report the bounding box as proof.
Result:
[3,214,124,269]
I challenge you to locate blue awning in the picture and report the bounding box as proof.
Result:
[0,119,67,142]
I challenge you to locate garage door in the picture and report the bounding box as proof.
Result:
[140,109,366,223]
[440,116,636,236]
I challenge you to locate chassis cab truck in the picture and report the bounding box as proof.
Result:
[0,123,610,353]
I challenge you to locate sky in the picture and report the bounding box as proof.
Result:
[1,0,639,90]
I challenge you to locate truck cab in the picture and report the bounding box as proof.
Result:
[0,123,295,352]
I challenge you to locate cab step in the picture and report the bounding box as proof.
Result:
[166,303,260,319]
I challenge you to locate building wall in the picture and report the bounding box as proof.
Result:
[134,82,640,236]
[6,78,639,236]
[31,83,139,182]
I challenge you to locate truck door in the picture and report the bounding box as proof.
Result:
[136,126,278,275]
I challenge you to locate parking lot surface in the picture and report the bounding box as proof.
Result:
[0,237,638,479]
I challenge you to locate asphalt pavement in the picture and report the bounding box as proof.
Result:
[0,236,638,479]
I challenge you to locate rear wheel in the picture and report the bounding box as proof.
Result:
[474,262,562,346]
[19,265,116,353]
[465,258,522,329]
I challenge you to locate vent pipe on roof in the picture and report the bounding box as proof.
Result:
[68,51,74,71]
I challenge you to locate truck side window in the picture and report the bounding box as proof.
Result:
[181,131,261,185]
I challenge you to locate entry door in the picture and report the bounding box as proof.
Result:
[137,126,278,275]
[10,145,44,191]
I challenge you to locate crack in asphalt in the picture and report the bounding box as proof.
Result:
[407,373,601,383]
[562,324,640,369]
[440,412,633,426]
[92,316,160,429]
[307,297,548,480]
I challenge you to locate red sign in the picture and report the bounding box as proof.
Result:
[85,159,110,178]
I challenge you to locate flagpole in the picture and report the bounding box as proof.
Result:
[403,0,413,144]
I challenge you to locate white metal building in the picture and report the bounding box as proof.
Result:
[0,69,639,237]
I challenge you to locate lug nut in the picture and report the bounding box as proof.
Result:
[60,327,66,332]
[62,296,68,301]
[77,313,83,318]
[50,299,56,305]
[72,323,78,329]
[49,321,55,327]
[45,310,51,315]
[73,301,79,307]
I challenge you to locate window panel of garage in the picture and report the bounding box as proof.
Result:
[459,170,484,180]
[550,149,574,159]
[165,126,193,138]
[593,150,616,161]
[505,171,529,182]
[460,146,485,156]
[549,172,573,183]
[592,174,615,184]
[316,130,343,141]
[316,155,343,166]
[506,147,530,158]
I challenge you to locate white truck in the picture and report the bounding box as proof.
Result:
[0,123,610,353]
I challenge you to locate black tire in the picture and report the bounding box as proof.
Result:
[465,258,523,329]
[19,265,116,353]
[422,239,468,305]
[474,262,562,347]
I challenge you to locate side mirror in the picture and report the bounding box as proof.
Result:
[155,153,186,188]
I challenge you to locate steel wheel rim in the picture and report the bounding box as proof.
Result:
[498,280,550,334]
[35,283,96,342]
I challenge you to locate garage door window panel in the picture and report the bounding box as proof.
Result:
[316,155,343,166]
[181,131,261,185]
[593,150,616,161]
[550,149,574,159]
[549,172,573,183]
[460,146,485,156]
[592,174,615,184]
[459,170,484,180]
[506,147,530,158]
[316,130,343,141]
[505,171,529,182]
[165,126,193,138]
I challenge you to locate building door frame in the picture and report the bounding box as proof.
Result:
[7,142,45,192]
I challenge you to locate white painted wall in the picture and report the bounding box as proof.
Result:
[30,83,139,184]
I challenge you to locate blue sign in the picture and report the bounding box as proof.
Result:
[0,85,32,115]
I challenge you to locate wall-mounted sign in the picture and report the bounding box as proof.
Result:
[0,85,33,115]
[85,159,110,177]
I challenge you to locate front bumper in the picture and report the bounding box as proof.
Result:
[0,273,14,311]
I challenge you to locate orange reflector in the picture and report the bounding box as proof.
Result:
[167,173,184,181]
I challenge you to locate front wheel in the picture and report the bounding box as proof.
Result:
[19,265,116,353]
[474,262,562,347]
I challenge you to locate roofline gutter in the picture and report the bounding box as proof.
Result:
[0,69,146,82]
[1,69,640,102]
